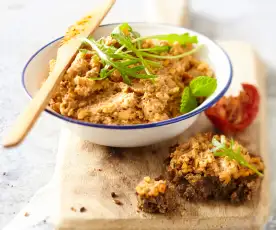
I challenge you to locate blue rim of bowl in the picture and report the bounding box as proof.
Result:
[22,22,233,130]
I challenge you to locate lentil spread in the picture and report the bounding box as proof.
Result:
[136,176,167,198]
[47,21,214,125]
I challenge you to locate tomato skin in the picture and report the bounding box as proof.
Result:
[205,83,260,133]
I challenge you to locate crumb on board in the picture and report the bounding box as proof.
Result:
[154,175,165,181]
[80,207,87,212]
[24,212,29,217]
[71,207,76,212]
[113,199,123,205]
[3,172,6,176]
[111,192,117,198]
[93,168,103,172]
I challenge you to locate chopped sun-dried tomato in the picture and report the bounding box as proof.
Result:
[205,83,260,133]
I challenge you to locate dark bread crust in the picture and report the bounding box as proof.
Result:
[167,169,260,203]
[137,194,168,213]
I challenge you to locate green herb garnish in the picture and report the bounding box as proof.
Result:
[138,46,170,54]
[179,76,217,114]
[140,44,203,60]
[111,23,152,75]
[80,23,203,84]
[190,76,217,97]
[211,136,263,177]
[80,22,217,113]
[180,87,198,113]
[82,38,156,84]
[133,32,198,45]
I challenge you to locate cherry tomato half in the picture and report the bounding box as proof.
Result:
[205,83,260,133]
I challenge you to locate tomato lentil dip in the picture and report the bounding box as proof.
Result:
[47,20,216,125]
[167,133,264,203]
[135,176,168,213]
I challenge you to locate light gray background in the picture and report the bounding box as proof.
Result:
[0,0,275,229]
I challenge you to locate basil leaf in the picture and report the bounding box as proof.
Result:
[149,33,198,45]
[180,87,198,114]
[190,76,217,97]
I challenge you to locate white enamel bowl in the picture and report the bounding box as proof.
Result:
[22,23,232,147]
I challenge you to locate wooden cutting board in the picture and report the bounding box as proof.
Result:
[54,41,270,230]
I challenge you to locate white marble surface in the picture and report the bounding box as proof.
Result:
[0,0,275,229]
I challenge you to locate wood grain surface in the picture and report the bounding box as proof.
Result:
[54,42,269,230]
